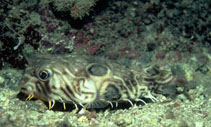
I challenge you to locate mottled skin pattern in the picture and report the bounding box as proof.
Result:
[18,54,175,110]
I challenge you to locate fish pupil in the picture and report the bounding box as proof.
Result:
[39,70,49,80]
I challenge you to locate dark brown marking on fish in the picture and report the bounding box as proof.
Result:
[143,78,156,82]
[146,66,160,76]
[61,87,72,99]
[124,79,134,92]
[76,85,81,95]
[73,80,81,95]
[52,85,57,90]
[65,85,75,98]
[44,81,51,93]
[35,81,42,93]
[51,91,62,97]
[72,84,80,95]
[76,70,89,78]
[81,91,95,96]
[37,81,48,97]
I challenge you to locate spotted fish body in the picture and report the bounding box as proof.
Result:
[18,54,175,109]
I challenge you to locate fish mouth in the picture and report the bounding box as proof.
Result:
[19,87,47,101]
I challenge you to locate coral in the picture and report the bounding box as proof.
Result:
[40,0,99,19]
[0,1,74,69]
[103,38,141,60]
[71,31,102,55]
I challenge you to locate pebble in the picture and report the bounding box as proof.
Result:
[195,122,204,127]
[77,116,88,122]
[0,76,4,84]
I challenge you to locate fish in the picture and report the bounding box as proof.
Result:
[18,54,175,111]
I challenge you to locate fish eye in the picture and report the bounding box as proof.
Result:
[38,69,50,80]
[103,84,121,101]
[87,64,108,76]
